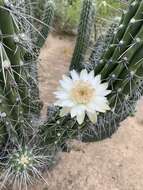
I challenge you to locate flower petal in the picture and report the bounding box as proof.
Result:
[54,100,74,107]
[76,111,85,125]
[87,70,94,81]
[94,75,101,84]
[87,112,97,124]
[80,69,88,81]
[90,74,101,87]
[70,70,79,81]
[54,91,69,100]
[54,69,111,122]
[59,75,73,91]
[71,107,78,118]
[86,103,96,113]
[96,88,111,96]
[93,96,111,112]
[71,105,86,118]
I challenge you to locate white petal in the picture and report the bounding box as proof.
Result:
[80,69,88,81]
[87,70,94,81]
[62,100,75,107]
[59,80,70,91]
[59,76,73,91]
[70,70,79,81]
[90,75,101,87]
[86,103,96,113]
[54,100,74,107]
[96,88,111,96]
[93,96,107,103]
[99,82,108,90]
[87,112,97,124]
[93,96,111,112]
[54,91,69,99]
[94,75,101,84]
[92,96,109,109]
[60,107,70,117]
[89,70,94,77]
[71,107,78,118]
[70,105,86,118]
[76,111,85,125]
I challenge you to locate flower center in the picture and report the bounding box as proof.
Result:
[19,155,29,165]
[70,81,95,104]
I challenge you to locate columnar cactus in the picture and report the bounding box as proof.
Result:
[36,0,55,48]
[88,22,118,70]
[70,0,95,71]
[83,0,143,140]
[0,0,55,132]
[0,0,28,144]
[0,0,55,188]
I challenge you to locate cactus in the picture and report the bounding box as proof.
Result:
[70,0,95,71]
[36,0,55,48]
[0,0,28,142]
[25,0,55,114]
[80,0,143,140]
[0,0,55,141]
[41,0,143,146]
[85,0,143,140]
[85,22,118,71]
[0,144,54,190]
[0,0,56,188]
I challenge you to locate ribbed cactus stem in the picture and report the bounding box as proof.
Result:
[109,46,143,107]
[89,23,117,71]
[94,0,140,75]
[100,0,143,78]
[36,0,55,48]
[109,26,143,79]
[0,0,30,111]
[70,0,95,71]
[111,1,143,58]
[0,0,21,76]
[121,47,143,85]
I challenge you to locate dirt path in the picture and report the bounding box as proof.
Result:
[32,34,143,190]
[39,34,75,116]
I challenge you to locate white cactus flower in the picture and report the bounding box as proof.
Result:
[54,69,111,125]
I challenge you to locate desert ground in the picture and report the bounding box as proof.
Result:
[29,34,143,190]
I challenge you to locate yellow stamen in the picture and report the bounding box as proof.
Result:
[70,81,95,104]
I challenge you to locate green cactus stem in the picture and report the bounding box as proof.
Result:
[70,0,95,71]
[36,0,55,48]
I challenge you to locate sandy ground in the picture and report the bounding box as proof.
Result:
[38,34,75,116]
[30,34,143,190]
